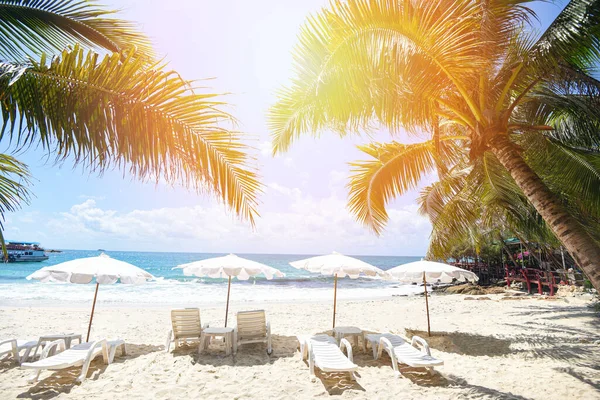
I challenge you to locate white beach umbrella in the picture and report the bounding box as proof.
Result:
[27,253,154,341]
[175,254,285,326]
[387,260,479,336]
[290,252,388,328]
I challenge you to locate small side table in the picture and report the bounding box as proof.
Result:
[333,326,364,351]
[364,333,384,359]
[31,333,83,360]
[200,327,234,356]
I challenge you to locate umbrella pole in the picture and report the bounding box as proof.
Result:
[423,274,431,337]
[87,283,99,342]
[224,276,232,327]
[332,274,338,329]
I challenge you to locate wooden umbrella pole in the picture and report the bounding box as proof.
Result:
[423,273,431,337]
[87,283,100,342]
[332,274,338,329]
[224,276,232,327]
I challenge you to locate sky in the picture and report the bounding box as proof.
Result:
[3,0,566,255]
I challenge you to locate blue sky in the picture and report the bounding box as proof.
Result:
[4,0,565,255]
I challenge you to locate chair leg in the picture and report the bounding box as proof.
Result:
[27,371,42,383]
[198,334,206,357]
[19,347,33,364]
[267,335,272,355]
[225,334,231,356]
[165,330,173,353]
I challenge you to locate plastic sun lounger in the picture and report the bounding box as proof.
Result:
[166,308,209,353]
[234,310,272,355]
[365,333,443,376]
[21,339,126,383]
[298,334,358,380]
[0,339,38,364]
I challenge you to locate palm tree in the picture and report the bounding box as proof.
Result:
[0,1,261,252]
[268,0,600,289]
[416,154,566,260]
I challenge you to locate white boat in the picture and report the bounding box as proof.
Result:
[5,241,49,262]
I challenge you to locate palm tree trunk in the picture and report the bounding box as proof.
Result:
[490,134,600,290]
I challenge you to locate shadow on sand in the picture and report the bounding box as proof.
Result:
[169,334,298,367]
[405,329,513,357]
[444,374,533,400]
[16,343,162,400]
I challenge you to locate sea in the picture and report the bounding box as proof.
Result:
[0,250,424,308]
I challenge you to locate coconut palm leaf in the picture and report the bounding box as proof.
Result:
[0,0,153,61]
[348,140,441,235]
[522,132,600,218]
[418,163,470,221]
[0,46,260,223]
[269,0,488,153]
[515,88,600,149]
[524,0,600,74]
[0,154,31,257]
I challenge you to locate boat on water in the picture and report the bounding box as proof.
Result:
[5,241,49,262]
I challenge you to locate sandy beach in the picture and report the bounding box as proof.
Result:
[1,292,599,399]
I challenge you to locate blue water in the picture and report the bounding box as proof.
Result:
[0,250,424,307]
[0,250,421,283]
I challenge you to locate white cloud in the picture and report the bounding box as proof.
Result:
[266,182,302,198]
[328,169,348,195]
[259,140,273,157]
[283,157,294,167]
[78,194,106,201]
[44,184,431,256]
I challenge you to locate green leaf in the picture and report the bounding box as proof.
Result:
[0,45,261,224]
[0,0,153,61]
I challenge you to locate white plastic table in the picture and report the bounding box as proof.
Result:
[31,333,83,360]
[364,333,385,359]
[200,327,235,356]
[333,326,364,351]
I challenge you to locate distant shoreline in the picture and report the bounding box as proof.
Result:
[43,249,425,258]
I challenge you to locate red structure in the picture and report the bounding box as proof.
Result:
[505,266,562,296]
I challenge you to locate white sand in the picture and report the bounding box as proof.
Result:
[1,293,599,399]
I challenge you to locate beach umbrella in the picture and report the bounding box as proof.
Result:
[27,253,154,341]
[175,254,285,327]
[387,260,478,336]
[290,252,388,329]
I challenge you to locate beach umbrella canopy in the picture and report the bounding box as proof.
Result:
[387,260,478,336]
[175,254,285,326]
[290,252,388,328]
[27,253,154,341]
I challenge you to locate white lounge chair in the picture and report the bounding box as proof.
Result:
[365,333,443,375]
[234,310,272,355]
[21,338,126,383]
[0,339,38,364]
[298,334,358,380]
[166,308,209,352]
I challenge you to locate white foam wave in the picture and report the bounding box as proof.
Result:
[0,280,423,308]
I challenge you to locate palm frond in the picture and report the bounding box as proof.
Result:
[418,163,470,221]
[269,0,486,153]
[348,140,437,235]
[514,85,600,149]
[0,45,260,224]
[525,0,600,74]
[0,0,153,61]
[0,154,31,258]
[522,132,600,219]
[0,153,31,215]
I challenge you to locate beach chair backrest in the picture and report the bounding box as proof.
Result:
[236,310,266,340]
[171,308,202,340]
